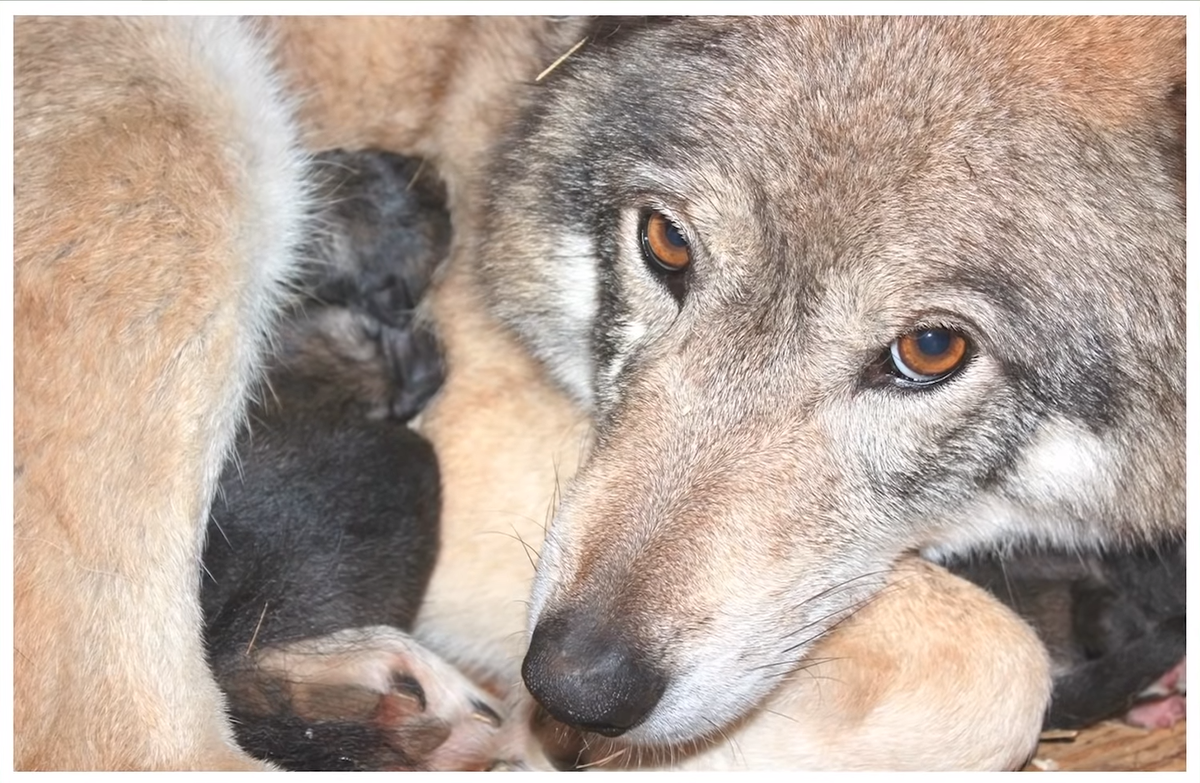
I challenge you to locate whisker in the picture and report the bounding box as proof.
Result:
[778,587,879,646]
[783,569,892,616]
[703,715,746,768]
[576,744,628,769]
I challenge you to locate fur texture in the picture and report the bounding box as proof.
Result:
[14,17,311,769]
[472,17,1183,757]
[201,149,508,771]
[13,15,1184,771]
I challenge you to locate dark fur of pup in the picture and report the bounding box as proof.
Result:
[947,538,1185,730]
[201,149,450,770]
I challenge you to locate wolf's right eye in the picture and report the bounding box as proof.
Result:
[639,210,691,303]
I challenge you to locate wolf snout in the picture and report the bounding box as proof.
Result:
[522,610,666,737]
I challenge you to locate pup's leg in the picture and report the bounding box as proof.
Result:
[203,420,452,771]
[14,17,308,769]
[1046,622,1186,729]
[946,540,1186,730]
[206,419,503,770]
[1125,656,1186,730]
[205,424,509,773]
[217,626,506,771]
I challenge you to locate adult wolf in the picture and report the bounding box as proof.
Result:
[14,15,1183,771]
[472,15,1186,767]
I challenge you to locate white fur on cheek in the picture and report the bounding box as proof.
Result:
[1015,418,1114,508]
[925,417,1118,558]
[544,230,599,403]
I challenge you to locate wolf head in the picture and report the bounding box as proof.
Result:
[477,17,1185,746]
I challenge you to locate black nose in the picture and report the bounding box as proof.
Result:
[522,610,667,737]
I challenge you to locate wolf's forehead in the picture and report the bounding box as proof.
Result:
[591,16,1181,123]
[578,17,1171,188]
[540,18,1180,299]
[599,36,1173,273]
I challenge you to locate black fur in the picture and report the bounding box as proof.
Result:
[947,538,1186,730]
[201,149,451,770]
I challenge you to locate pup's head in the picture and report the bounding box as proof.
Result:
[479,17,1185,746]
[279,149,450,419]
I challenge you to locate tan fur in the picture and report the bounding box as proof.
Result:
[417,261,594,671]
[1003,16,1185,126]
[20,14,1178,771]
[14,16,308,769]
[14,14,587,770]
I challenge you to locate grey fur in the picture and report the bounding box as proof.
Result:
[477,17,1184,746]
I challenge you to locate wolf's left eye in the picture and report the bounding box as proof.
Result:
[887,328,969,385]
[639,210,691,304]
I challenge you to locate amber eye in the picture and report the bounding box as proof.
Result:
[640,211,691,272]
[888,328,969,385]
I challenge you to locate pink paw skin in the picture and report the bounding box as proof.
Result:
[1123,657,1186,730]
[1124,695,1186,730]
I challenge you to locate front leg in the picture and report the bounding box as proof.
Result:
[14,16,308,769]
[580,558,1051,771]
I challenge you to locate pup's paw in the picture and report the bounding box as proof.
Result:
[1124,694,1186,730]
[1124,656,1186,730]
[239,625,507,770]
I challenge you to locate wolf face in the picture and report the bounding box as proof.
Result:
[477,17,1185,746]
